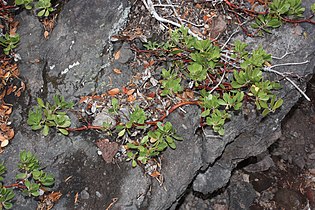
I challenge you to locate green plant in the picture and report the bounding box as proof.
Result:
[108,98,120,114]
[161,68,183,96]
[0,188,14,210]
[251,0,307,35]
[126,122,183,167]
[35,0,54,17]
[145,29,283,136]
[0,33,20,55]
[15,0,33,9]
[16,151,54,197]
[117,106,148,137]
[251,15,282,34]
[0,162,14,210]
[0,151,55,209]
[144,41,160,50]
[270,0,305,18]
[27,95,74,136]
[15,0,54,17]
[248,81,283,116]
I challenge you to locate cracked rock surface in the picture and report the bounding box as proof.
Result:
[1,0,314,209]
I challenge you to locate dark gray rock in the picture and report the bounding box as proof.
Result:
[244,155,275,173]
[227,181,256,210]
[2,0,314,210]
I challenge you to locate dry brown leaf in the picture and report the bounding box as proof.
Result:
[0,91,6,100]
[126,89,135,96]
[74,192,79,204]
[7,128,14,139]
[0,133,6,141]
[122,86,129,94]
[184,90,194,99]
[113,68,122,74]
[114,50,121,60]
[15,90,21,97]
[146,92,155,99]
[5,107,12,115]
[195,4,202,9]
[127,95,136,102]
[1,139,9,147]
[108,88,120,96]
[44,30,49,39]
[150,170,161,178]
[9,21,19,36]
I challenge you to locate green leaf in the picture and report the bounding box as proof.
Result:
[37,98,45,108]
[218,128,225,136]
[172,134,183,141]
[166,136,176,149]
[31,191,40,197]
[132,160,137,167]
[58,128,69,135]
[15,173,27,180]
[262,109,270,117]
[42,125,49,136]
[31,124,42,130]
[201,109,210,117]
[24,179,31,189]
[311,3,315,13]
[3,202,13,209]
[273,98,283,110]
[58,120,71,128]
[118,129,126,137]
[140,136,149,145]
[37,9,45,17]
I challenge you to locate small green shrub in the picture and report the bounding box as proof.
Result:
[27,95,73,136]
[0,33,20,55]
[0,151,55,209]
[15,0,54,17]
[126,122,183,167]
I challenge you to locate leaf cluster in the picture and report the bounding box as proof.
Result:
[15,0,54,17]
[144,28,284,136]
[161,69,183,96]
[0,34,20,55]
[0,163,14,210]
[0,151,55,209]
[0,188,14,210]
[126,122,183,167]
[16,151,55,197]
[252,0,306,35]
[27,95,73,136]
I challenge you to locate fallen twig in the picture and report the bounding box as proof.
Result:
[141,0,203,40]
[263,61,311,101]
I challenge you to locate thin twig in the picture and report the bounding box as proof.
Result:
[141,0,203,40]
[268,60,309,69]
[153,4,180,8]
[166,0,183,25]
[221,28,239,50]
[272,51,293,60]
[210,69,226,94]
[263,61,311,101]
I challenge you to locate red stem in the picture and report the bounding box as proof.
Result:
[146,101,201,125]
[66,125,103,132]
[281,16,315,24]
[3,183,26,189]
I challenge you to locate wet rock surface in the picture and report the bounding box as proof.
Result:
[1,0,315,210]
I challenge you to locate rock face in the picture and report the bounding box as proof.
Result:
[2,0,314,210]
